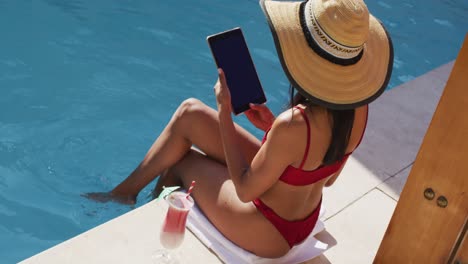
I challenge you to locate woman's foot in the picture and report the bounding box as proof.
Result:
[82,192,137,205]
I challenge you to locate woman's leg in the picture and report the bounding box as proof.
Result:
[110,98,261,202]
[169,149,290,258]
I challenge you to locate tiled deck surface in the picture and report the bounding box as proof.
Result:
[20,61,454,264]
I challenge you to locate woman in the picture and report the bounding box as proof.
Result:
[86,0,393,258]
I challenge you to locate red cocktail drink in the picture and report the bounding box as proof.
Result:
[160,191,194,249]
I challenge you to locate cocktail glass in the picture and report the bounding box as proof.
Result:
[153,191,194,264]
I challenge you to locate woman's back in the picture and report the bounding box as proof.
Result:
[259,104,369,221]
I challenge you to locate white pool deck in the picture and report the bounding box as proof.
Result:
[20,61,455,264]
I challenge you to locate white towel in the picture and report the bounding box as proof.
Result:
[186,204,331,264]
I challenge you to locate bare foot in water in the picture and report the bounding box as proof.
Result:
[82,192,137,205]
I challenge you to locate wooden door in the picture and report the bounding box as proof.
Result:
[374,35,468,263]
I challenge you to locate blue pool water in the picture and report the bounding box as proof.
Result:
[0,0,466,262]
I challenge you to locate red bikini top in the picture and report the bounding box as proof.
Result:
[262,106,368,186]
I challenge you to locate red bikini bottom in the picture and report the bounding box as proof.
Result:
[252,197,321,248]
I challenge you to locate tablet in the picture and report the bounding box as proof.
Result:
[207,27,267,115]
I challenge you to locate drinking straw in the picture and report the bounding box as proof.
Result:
[186,180,196,199]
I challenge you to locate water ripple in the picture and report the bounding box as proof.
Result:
[0,194,81,240]
[1,59,26,67]
[136,26,176,40]
[434,19,453,27]
[43,0,87,21]
[377,1,392,9]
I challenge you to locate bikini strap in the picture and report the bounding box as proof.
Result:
[294,106,311,169]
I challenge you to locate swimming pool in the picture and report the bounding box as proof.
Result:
[0,0,466,262]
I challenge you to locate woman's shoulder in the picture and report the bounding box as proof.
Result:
[274,105,325,127]
[275,107,306,125]
[268,108,309,139]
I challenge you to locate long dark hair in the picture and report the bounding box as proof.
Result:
[289,85,355,165]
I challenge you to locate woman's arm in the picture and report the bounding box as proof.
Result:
[218,105,251,199]
[214,69,297,202]
[214,69,251,200]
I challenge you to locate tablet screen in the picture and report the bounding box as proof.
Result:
[208,28,266,114]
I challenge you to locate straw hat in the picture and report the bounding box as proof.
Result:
[260,0,394,109]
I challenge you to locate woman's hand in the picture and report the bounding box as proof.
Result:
[214,68,232,113]
[245,103,275,131]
